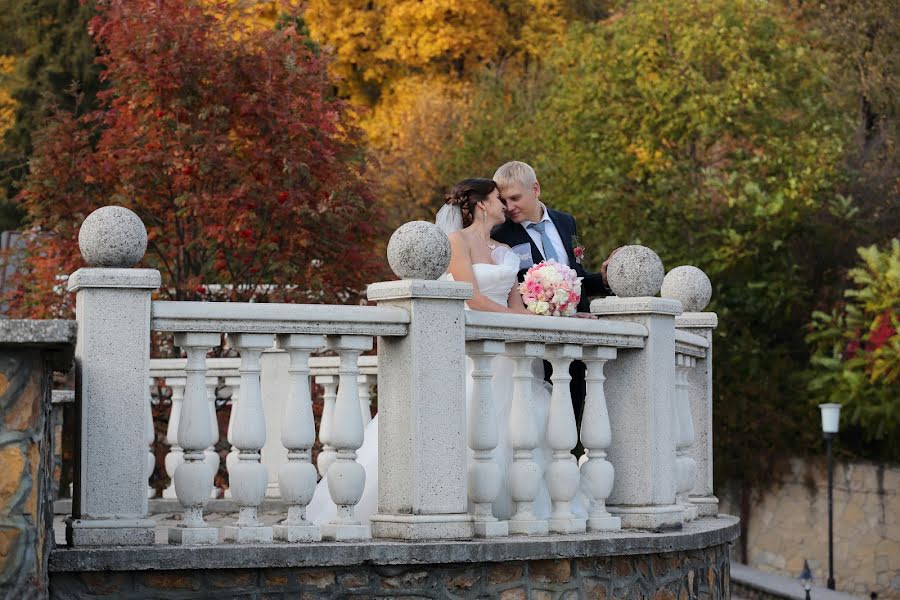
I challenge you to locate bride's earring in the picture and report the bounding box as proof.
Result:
[482,208,487,226]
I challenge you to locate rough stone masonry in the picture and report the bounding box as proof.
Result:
[0,320,75,600]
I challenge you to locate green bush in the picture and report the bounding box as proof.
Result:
[807,239,900,458]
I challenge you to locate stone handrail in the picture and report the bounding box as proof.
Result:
[151,300,409,335]
[674,328,709,357]
[463,310,648,345]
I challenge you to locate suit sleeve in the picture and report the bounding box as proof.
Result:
[571,217,612,297]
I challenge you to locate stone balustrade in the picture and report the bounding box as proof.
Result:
[148,354,378,499]
[65,207,722,550]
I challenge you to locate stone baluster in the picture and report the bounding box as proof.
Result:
[67,206,159,546]
[204,376,220,495]
[273,334,323,542]
[315,374,339,476]
[224,333,274,542]
[506,342,549,536]
[163,376,186,499]
[169,332,220,545]
[579,346,621,531]
[358,373,376,427]
[545,344,586,534]
[224,374,241,497]
[321,335,372,540]
[146,383,156,498]
[465,339,508,538]
[675,353,698,522]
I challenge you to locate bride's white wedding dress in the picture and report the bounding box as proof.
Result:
[305,247,586,525]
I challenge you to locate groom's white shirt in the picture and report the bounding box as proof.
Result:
[520,203,570,267]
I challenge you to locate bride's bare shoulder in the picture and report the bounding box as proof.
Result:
[448,230,473,247]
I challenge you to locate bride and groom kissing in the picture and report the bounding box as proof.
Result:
[305,160,617,526]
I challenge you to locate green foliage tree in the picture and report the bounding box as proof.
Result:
[789,1,899,304]
[0,0,102,231]
[438,0,855,555]
[807,239,899,459]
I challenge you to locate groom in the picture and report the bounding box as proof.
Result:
[490,160,613,311]
[490,161,614,451]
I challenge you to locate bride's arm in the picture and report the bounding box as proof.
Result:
[506,282,530,314]
[448,234,525,313]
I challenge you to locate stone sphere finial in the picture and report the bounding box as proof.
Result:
[387,221,451,280]
[661,265,712,312]
[606,245,665,297]
[78,206,148,268]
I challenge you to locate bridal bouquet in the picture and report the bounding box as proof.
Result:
[519,260,582,317]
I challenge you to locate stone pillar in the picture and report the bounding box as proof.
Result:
[365,221,473,540]
[0,320,75,600]
[662,264,717,517]
[675,313,718,516]
[591,297,683,529]
[66,206,161,546]
[592,244,682,530]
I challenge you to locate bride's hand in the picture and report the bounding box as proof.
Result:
[574,312,598,319]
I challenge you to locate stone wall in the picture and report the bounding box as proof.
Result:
[720,457,899,599]
[0,321,75,600]
[50,543,731,599]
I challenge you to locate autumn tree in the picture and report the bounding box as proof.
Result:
[9,0,384,318]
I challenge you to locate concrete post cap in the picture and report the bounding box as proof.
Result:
[606,245,665,298]
[78,205,148,268]
[661,265,712,312]
[387,221,451,280]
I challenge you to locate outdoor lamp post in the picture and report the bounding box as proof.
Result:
[819,403,841,590]
[800,559,812,600]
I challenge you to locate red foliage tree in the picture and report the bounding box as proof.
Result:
[6,0,386,318]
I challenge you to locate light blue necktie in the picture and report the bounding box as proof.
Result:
[528,221,561,263]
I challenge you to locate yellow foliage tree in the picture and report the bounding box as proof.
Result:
[364,75,474,222]
[205,0,301,32]
[304,0,571,224]
[0,55,18,142]
[305,0,568,106]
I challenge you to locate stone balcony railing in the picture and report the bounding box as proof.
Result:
[63,207,729,556]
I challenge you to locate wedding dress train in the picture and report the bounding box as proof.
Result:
[305,247,587,525]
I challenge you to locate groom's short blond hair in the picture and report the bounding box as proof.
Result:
[493,161,537,191]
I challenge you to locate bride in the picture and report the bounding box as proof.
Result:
[305,178,585,525]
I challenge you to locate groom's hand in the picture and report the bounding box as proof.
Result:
[574,312,598,319]
[600,246,624,285]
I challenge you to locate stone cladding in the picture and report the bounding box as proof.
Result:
[50,543,732,599]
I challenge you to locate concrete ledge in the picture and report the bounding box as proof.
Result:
[730,562,862,600]
[53,498,294,515]
[50,515,738,572]
[0,319,76,369]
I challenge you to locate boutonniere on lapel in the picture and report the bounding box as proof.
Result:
[571,235,586,265]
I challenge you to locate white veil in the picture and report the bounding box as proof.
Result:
[435,203,463,235]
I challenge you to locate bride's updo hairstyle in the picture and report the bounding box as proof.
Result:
[445,178,498,227]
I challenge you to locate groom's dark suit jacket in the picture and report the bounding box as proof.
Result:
[491,208,611,313]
